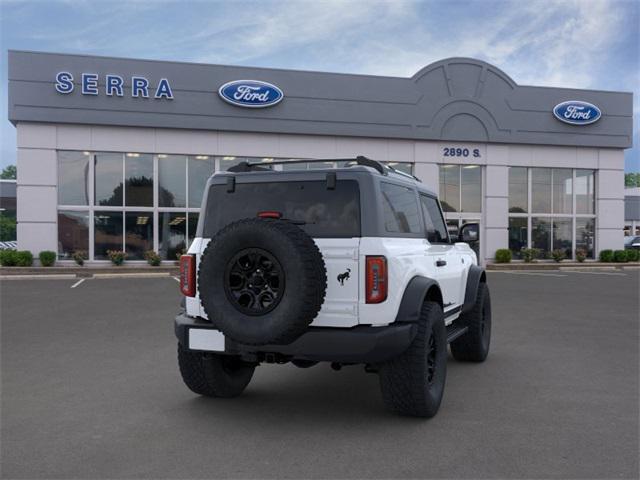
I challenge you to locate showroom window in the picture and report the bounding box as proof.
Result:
[57,210,89,259]
[57,150,212,261]
[508,168,596,259]
[58,151,90,206]
[59,152,384,261]
[439,164,482,257]
[158,155,186,208]
[438,164,482,213]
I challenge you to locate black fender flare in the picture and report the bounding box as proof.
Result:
[462,265,486,314]
[394,276,442,323]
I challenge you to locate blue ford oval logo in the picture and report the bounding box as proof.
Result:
[553,100,601,125]
[218,80,283,108]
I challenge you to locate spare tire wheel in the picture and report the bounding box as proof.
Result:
[198,218,327,346]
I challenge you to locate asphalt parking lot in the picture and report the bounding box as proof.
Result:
[1,270,638,479]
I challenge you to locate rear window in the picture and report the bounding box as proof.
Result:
[203,180,361,238]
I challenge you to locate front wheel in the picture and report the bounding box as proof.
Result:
[378,301,447,418]
[178,344,255,398]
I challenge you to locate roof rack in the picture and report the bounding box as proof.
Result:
[228,156,386,174]
[227,155,421,182]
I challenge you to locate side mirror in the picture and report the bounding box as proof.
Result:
[459,223,479,243]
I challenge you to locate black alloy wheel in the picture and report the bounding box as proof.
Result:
[224,248,285,316]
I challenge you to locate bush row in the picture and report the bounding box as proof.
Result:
[0,249,173,266]
[599,249,639,263]
[0,250,58,267]
[494,248,640,263]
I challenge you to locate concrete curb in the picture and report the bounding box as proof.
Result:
[0,266,179,278]
[93,272,174,278]
[486,262,639,271]
[0,272,178,280]
[0,274,78,280]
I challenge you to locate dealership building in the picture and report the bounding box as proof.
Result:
[7,50,633,264]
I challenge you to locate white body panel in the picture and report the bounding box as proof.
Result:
[186,235,477,328]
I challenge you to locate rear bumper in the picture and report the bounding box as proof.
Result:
[174,313,417,364]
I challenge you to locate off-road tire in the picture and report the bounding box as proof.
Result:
[291,359,318,368]
[379,301,447,418]
[450,282,491,362]
[178,343,255,397]
[198,218,327,346]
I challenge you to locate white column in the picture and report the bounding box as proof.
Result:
[414,163,439,195]
[16,123,58,257]
[483,164,509,263]
[596,149,625,253]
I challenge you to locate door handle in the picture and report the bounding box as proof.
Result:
[436,260,447,267]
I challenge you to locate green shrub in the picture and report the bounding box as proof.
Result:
[613,250,628,263]
[575,248,587,263]
[15,250,33,267]
[599,249,614,262]
[144,250,161,266]
[0,249,18,266]
[72,250,88,266]
[39,250,56,267]
[626,249,639,262]
[107,250,127,266]
[551,249,566,263]
[494,249,512,263]
[521,248,537,263]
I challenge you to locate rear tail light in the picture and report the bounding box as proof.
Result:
[366,256,387,303]
[258,211,282,219]
[180,255,196,297]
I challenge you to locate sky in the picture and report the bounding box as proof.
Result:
[0,0,638,172]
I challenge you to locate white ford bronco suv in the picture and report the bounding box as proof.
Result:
[175,156,491,417]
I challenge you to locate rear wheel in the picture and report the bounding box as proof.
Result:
[178,344,255,398]
[450,282,491,362]
[378,301,447,418]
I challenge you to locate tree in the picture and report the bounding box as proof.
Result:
[0,215,17,241]
[625,172,640,188]
[1,165,16,179]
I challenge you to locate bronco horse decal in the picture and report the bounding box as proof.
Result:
[337,268,351,286]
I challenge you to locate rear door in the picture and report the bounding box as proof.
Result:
[202,177,362,327]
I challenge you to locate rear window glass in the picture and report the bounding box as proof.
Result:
[380,182,422,234]
[203,180,361,238]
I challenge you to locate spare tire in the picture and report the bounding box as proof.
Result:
[198,218,327,346]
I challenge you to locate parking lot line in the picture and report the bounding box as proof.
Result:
[489,271,567,277]
[173,276,180,283]
[564,270,627,276]
[70,278,86,288]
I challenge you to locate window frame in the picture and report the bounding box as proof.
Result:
[379,181,424,237]
[419,193,451,244]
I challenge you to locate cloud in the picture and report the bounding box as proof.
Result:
[0,0,637,169]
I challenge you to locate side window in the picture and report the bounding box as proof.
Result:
[380,183,422,234]
[420,195,450,243]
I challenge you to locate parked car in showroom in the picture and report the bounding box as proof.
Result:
[624,235,640,250]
